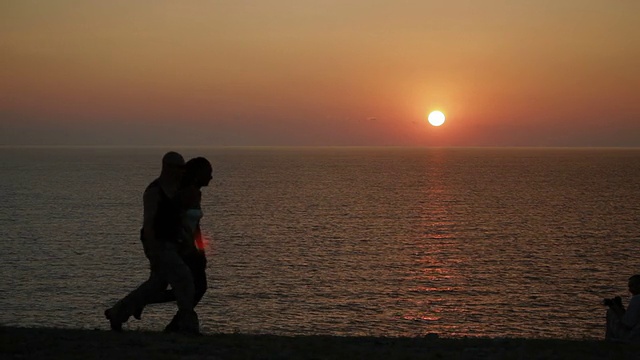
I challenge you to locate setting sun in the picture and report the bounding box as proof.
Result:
[428,111,446,127]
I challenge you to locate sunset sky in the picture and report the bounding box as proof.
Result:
[1,1,639,146]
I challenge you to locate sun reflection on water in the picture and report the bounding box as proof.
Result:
[398,151,474,334]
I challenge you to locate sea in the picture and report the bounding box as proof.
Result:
[0,146,638,339]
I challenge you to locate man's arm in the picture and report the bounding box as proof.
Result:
[142,186,160,244]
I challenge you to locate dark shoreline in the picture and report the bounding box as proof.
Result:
[2,326,639,359]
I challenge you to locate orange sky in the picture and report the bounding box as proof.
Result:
[1,1,639,146]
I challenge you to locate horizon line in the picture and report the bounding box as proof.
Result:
[1,145,640,150]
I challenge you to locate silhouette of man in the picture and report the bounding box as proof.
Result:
[605,274,640,342]
[105,151,199,334]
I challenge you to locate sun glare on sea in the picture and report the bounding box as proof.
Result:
[428,111,446,126]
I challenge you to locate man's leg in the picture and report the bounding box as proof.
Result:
[158,244,199,334]
[162,252,207,332]
[132,288,175,320]
[131,234,174,319]
[133,251,207,319]
[141,259,206,306]
[105,270,167,331]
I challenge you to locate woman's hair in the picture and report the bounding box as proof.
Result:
[182,157,212,186]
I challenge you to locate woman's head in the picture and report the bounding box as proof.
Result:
[183,157,213,188]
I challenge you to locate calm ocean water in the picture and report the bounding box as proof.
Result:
[0,147,639,339]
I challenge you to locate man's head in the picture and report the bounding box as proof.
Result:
[629,275,640,295]
[160,151,185,180]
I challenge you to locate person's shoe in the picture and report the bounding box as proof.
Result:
[178,310,201,336]
[164,310,200,335]
[163,315,180,333]
[104,308,123,332]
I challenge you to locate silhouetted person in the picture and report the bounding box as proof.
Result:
[104,151,200,334]
[604,274,640,342]
[134,157,213,332]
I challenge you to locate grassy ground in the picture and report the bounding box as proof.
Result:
[1,326,639,359]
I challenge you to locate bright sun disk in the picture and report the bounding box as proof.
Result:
[428,111,446,126]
